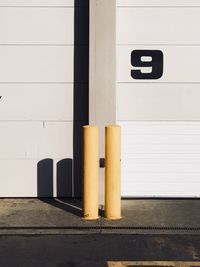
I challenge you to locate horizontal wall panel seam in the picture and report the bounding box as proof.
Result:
[118,133,200,137]
[117,6,200,8]
[0,120,74,122]
[118,120,200,122]
[117,44,200,46]
[117,0,200,7]
[0,82,88,84]
[0,121,73,123]
[123,182,200,184]
[0,44,89,46]
[117,82,200,84]
[118,121,200,124]
[0,6,88,8]
[0,158,73,160]
[0,121,87,123]
[122,161,200,163]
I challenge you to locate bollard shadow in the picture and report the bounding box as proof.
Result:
[37,159,53,197]
[57,159,73,198]
[41,198,83,217]
[37,158,83,217]
[55,159,83,216]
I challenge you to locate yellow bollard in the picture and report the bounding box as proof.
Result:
[105,125,121,220]
[83,125,99,220]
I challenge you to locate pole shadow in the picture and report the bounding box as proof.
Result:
[73,0,89,198]
[37,0,89,216]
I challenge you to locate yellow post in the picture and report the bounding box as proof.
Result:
[105,125,121,220]
[83,125,99,220]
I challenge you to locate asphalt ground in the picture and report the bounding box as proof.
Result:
[0,234,200,267]
[1,199,200,235]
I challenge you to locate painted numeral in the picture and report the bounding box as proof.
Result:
[131,50,163,79]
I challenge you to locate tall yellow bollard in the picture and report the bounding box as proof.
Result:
[105,125,121,220]
[83,125,99,220]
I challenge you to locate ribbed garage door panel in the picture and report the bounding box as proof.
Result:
[119,122,200,197]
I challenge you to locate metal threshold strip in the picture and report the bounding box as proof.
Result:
[107,262,200,267]
[1,226,200,231]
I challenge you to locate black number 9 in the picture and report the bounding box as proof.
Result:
[131,50,163,80]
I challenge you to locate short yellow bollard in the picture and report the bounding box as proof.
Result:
[83,125,99,220]
[105,125,121,220]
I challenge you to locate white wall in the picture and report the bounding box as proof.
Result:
[89,0,116,204]
[0,0,88,197]
[117,0,200,6]
[117,4,200,120]
[116,1,200,197]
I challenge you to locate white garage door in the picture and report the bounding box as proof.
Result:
[117,0,200,197]
[0,0,88,197]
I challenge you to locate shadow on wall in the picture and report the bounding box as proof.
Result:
[73,0,89,197]
[37,0,89,198]
[37,159,73,198]
[37,159,83,217]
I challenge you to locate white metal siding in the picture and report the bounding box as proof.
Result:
[121,122,200,197]
[117,1,200,197]
[117,84,200,121]
[0,122,73,159]
[117,0,200,7]
[0,46,74,82]
[118,46,200,83]
[0,8,74,44]
[0,84,73,121]
[0,1,82,6]
[117,8,200,44]
[0,1,86,197]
